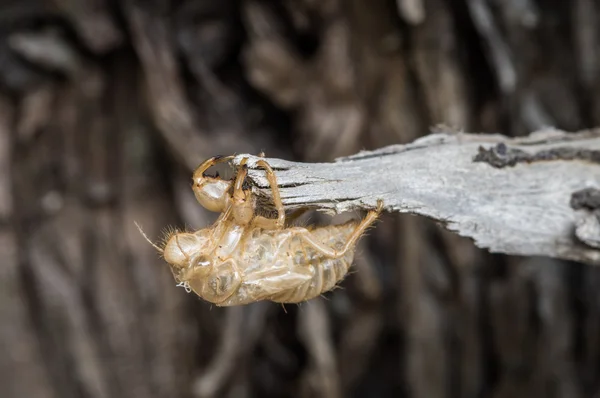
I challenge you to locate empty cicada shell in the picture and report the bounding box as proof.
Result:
[138,154,383,306]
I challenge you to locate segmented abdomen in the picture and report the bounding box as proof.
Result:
[269,223,358,303]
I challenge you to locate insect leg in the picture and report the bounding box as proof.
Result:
[230,157,256,225]
[246,158,286,230]
[205,201,234,246]
[295,200,384,258]
[192,155,234,180]
[254,159,285,228]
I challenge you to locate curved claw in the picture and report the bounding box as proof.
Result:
[193,155,234,180]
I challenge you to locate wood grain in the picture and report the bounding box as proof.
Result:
[234,128,600,265]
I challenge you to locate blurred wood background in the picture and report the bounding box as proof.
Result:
[2,1,600,398]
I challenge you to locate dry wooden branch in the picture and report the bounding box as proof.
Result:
[232,127,600,266]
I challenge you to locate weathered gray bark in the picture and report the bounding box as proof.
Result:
[235,128,600,265]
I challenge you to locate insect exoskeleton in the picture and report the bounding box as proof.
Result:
[138,153,384,306]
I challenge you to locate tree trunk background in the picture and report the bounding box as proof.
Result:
[2,1,600,398]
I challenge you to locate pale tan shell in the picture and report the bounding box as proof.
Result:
[139,154,383,307]
[215,222,358,306]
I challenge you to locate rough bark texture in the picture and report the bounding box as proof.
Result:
[3,1,600,398]
[233,128,600,266]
